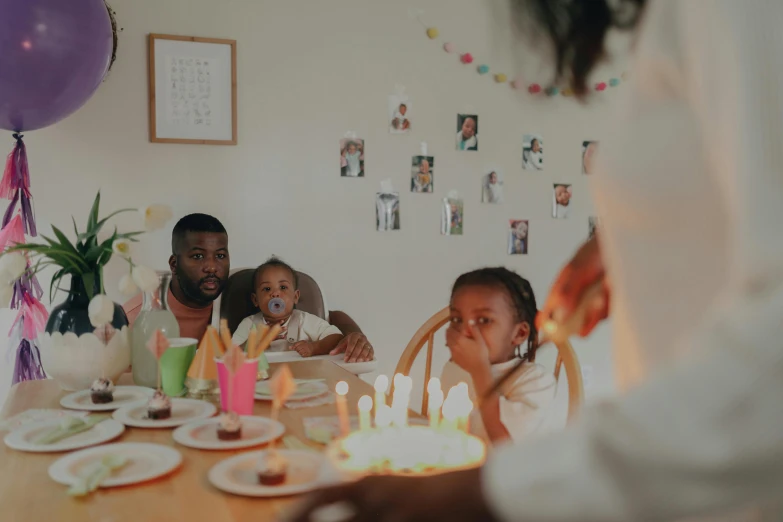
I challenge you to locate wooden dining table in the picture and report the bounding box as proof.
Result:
[0,360,374,522]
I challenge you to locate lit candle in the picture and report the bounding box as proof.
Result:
[375,404,392,428]
[358,395,372,432]
[373,374,389,423]
[441,393,458,432]
[335,381,350,436]
[428,389,444,429]
[427,377,442,428]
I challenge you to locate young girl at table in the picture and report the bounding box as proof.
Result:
[441,267,560,445]
[231,257,344,357]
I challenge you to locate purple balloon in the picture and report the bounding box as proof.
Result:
[0,0,112,132]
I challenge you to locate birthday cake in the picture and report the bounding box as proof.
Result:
[326,375,486,478]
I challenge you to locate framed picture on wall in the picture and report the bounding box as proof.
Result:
[148,33,237,145]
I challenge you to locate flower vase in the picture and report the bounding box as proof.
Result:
[38,271,130,391]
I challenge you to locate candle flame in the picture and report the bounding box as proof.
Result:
[336,381,349,396]
[427,377,441,395]
[358,395,373,412]
[374,374,389,393]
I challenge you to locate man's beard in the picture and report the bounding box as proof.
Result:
[176,270,224,306]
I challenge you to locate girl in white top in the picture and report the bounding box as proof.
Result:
[442,267,559,445]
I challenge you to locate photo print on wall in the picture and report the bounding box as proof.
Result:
[522,134,543,170]
[340,137,365,177]
[456,114,478,151]
[508,220,528,255]
[553,183,572,219]
[411,155,434,193]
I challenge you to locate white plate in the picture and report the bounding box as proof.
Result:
[4,418,125,453]
[60,386,154,412]
[255,380,329,402]
[172,416,285,450]
[113,398,217,429]
[208,449,327,497]
[49,442,182,489]
[264,352,377,375]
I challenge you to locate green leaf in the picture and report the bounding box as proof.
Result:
[87,192,101,233]
[82,272,96,300]
[49,268,67,302]
[51,226,80,256]
[72,216,80,239]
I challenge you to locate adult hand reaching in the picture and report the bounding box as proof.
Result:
[330,332,374,363]
[284,467,498,522]
[537,234,611,337]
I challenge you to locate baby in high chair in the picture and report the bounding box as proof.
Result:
[231,257,343,357]
[441,267,559,445]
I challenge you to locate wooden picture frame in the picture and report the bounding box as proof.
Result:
[148,34,237,145]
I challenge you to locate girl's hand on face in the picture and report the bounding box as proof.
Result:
[445,320,492,377]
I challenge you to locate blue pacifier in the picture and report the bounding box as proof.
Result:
[268,298,286,314]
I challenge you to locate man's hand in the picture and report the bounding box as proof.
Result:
[290,341,318,358]
[284,467,498,522]
[330,332,374,363]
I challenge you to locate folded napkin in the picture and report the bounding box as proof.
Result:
[284,393,335,410]
[34,415,111,445]
[68,455,128,497]
[282,435,317,452]
[0,409,88,432]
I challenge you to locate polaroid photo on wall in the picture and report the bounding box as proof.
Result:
[482,170,504,204]
[441,198,464,235]
[376,192,400,231]
[456,114,478,151]
[340,138,365,177]
[588,216,599,239]
[553,183,573,219]
[411,155,434,193]
[508,220,528,255]
[583,140,598,175]
[388,95,411,134]
[522,134,543,170]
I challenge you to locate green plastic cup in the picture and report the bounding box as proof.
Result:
[160,338,198,396]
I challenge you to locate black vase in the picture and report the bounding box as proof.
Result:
[40,271,131,391]
[45,272,129,335]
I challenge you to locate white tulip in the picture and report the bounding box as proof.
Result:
[140,204,173,232]
[118,272,139,296]
[0,252,27,282]
[131,265,159,293]
[88,294,115,328]
[112,239,132,259]
[0,282,13,309]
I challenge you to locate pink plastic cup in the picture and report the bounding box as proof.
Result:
[215,357,258,415]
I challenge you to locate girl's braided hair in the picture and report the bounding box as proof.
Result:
[452,267,539,362]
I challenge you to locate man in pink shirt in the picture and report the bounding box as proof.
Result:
[124,213,374,362]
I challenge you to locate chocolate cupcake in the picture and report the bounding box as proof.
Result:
[216,411,242,441]
[256,451,288,486]
[90,378,115,404]
[146,390,172,420]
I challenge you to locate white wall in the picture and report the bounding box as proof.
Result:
[0,0,623,408]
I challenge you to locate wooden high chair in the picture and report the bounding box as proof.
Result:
[393,306,585,424]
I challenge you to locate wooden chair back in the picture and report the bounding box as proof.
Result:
[394,306,585,423]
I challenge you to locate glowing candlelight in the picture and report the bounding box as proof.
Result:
[358,395,372,431]
[375,404,392,428]
[373,374,389,423]
[428,390,444,429]
[335,381,350,436]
